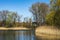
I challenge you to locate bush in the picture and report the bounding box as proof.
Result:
[46,10,60,28]
[53,10,60,27]
[45,11,55,25]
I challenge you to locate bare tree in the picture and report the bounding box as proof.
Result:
[0,10,9,26]
[30,2,49,26]
[0,10,21,27]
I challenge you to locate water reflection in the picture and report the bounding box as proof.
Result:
[0,30,36,40]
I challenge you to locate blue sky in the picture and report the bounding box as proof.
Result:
[0,0,50,21]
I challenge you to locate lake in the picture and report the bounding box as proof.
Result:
[0,30,38,40]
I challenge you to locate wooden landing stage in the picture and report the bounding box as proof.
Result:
[0,27,31,31]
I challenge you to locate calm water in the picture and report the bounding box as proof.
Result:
[0,30,37,40]
[0,30,59,40]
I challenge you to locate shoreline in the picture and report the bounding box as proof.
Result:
[0,27,31,30]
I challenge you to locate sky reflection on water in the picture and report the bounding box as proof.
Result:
[0,30,36,40]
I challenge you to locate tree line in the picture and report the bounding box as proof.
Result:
[0,10,32,27]
[0,0,60,28]
[30,0,60,28]
[0,10,21,27]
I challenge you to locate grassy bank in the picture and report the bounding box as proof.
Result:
[35,26,60,40]
[0,27,31,30]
